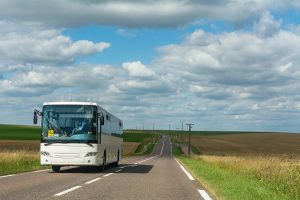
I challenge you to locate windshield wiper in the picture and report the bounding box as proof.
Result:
[44,140,65,145]
[85,143,94,147]
[76,140,94,147]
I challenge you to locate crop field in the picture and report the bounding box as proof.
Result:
[0,124,40,140]
[180,132,300,157]
[123,131,157,143]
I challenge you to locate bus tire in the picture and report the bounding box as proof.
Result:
[101,152,106,171]
[115,150,119,167]
[52,165,61,172]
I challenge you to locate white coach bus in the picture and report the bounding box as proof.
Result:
[33,102,123,172]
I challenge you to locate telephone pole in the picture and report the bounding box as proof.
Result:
[186,123,194,156]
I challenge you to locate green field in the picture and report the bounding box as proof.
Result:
[0,124,40,140]
[123,131,157,142]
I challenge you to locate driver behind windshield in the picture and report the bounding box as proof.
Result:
[72,118,93,135]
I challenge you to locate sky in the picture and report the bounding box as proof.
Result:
[1,0,300,132]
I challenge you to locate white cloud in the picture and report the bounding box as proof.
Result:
[147,13,300,131]
[254,11,281,37]
[0,21,110,66]
[2,10,300,131]
[0,0,295,28]
[123,61,155,78]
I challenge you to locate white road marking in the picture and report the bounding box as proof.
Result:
[198,189,213,200]
[104,173,114,177]
[160,139,165,156]
[115,169,123,173]
[54,186,82,196]
[85,177,102,185]
[33,169,50,173]
[174,158,195,181]
[119,165,128,169]
[134,155,158,164]
[0,174,16,179]
[150,141,157,155]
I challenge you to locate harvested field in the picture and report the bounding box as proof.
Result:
[0,140,40,151]
[183,133,300,157]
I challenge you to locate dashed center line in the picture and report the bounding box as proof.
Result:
[134,155,158,164]
[54,185,82,196]
[104,173,114,177]
[85,177,102,185]
[52,139,164,197]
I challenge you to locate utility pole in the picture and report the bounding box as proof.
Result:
[153,124,154,133]
[169,124,170,134]
[181,122,184,141]
[186,123,194,156]
[143,123,144,131]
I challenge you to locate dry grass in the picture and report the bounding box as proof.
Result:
[0,140,40,151]
[0,140,144,157]
[0,150,43,175]
[196,155,300,199]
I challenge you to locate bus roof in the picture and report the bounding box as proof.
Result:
[43,102,98,106]
[42,102,122,122]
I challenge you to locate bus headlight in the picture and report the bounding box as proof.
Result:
[85,152,98,157]
[41,151,50,156]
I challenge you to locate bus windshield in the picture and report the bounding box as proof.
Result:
[42,105,97,143]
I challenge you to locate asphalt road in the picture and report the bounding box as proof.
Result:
[0,136,213,200]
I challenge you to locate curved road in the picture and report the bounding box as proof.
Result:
[0,136,213,200]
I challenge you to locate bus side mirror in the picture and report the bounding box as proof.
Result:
[33,109,42,125]
[33,111,38,124]
[100,115,104,125]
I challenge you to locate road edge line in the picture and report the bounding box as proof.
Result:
[174,158,195,181]
[198,189,213,200]
[0,174,16,179]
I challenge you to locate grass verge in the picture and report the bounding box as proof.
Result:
[178,156,299,200]
[0,151,48,176]
[134,141,156,155]
[176,154,299,200]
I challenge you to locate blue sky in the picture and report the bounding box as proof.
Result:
[1,1,300,131]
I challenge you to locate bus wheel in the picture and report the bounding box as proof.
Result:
[52,165,61,172]
[101,152,106,171]
[115,151,119,167]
